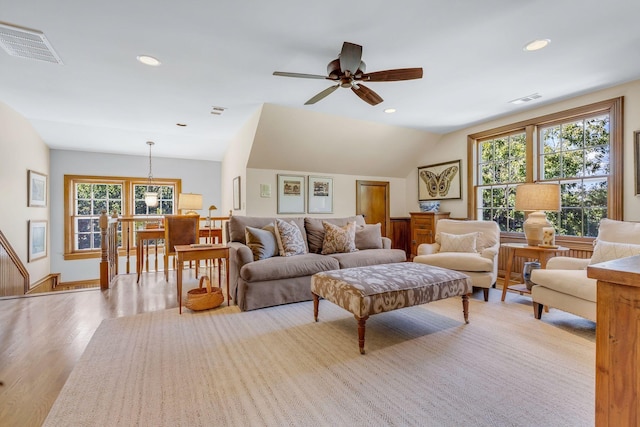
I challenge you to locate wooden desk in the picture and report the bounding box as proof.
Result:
[175,244,230,314]
[500,243,569,301]
[587,255,640,426]
[136,227,223,283]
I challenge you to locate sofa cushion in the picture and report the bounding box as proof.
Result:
[305,216,365,253]
[240,253,339,282]
[321,221,357,255]
[596,218,640,245]
[530,269,596,302]
[229,216,308,249]
[355,223,383,250]
[413,252,493,272]
[329,249,407,269]
[245,224,278,261]
[589,240,640,265]
[275,219,307,257]
[439,232,478,253]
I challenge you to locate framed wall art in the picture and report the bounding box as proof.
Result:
[28,220,47,262]
[233,176,241,210]
[307,176,333,214]
[28,170,47,207]
[418,159,462,201]
[277,174,305,214]
[635,130,640,196]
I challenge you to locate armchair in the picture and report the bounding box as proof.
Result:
[413,219,500,301]
[531,218,640,321]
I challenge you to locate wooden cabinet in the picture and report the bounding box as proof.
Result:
[390,217,410,257]
[409,212,450,258]
[587,255,640,426]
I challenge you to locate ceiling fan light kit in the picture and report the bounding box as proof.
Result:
[273,41,423,106]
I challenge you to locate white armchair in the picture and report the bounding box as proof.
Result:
[413,219,500,301]
[531,218,640,321]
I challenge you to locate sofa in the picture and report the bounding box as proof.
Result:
[412,219,500,301]
[226,215,407,311]
[530,218,640,321]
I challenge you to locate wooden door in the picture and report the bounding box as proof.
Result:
[355,180,390,237]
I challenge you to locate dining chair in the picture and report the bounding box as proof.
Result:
[164,214,200,281]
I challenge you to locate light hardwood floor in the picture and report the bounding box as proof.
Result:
[0,269,212,427]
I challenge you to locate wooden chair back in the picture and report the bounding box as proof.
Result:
[163,215,199,280]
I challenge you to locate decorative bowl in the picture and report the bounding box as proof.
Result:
[419,201,440,212]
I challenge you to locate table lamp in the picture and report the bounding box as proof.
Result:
[178,193,202,215]
[515,183,560,246]
[206,204,217,227]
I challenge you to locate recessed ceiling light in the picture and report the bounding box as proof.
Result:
[523,39,550,52]
[384,108,396,114]
[136,55,161,66]
[176,123,187,127]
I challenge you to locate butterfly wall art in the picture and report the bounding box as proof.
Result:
[418,160,462,201]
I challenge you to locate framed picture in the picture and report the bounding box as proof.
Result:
[277,174,305,214]
[28,220,47,262]
[307,176,333,214]
[635,131,640,196]
[233,176,241,210]
[418,159,462,201]
[28,170,47,207]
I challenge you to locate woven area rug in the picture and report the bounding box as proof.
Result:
[44,293,595,426]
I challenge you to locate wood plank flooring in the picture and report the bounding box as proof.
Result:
[0,269,213,427]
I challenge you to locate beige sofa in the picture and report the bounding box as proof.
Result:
[413,219,500,301]
[531,218,640,321]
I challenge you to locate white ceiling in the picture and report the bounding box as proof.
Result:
[1,0,640,162]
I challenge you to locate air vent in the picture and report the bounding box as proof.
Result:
[210,106,227,116]
[0,22,63,64]
[509,93,541,105]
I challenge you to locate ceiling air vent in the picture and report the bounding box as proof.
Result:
[0,22,63,64]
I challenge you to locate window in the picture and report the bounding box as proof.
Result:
[469,97,622,240]
[64,175,181,259]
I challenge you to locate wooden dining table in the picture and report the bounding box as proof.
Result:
[136,227,223,283]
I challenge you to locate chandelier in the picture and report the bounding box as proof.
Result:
[144,141,159,207]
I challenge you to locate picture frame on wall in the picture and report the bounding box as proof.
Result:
[277,174,305,214]
[28,220,47,262]
[28,170,47,207]
[307,176,333,214]
[233,176,241,210]
[635,130,640,196]
[418,159,462,201]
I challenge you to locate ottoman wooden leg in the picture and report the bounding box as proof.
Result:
[313,293,319,322]
[356,315,369,355]
[462,294,470,324]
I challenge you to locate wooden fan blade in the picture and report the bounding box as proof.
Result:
[358,68,423,82]
[304,84,340,105]
[351,83,383,106]
[273,71,331,80]
[339,42,363,75]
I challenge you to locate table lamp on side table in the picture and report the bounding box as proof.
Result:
[206,205,217,228]
[178,193,202,216]
[515,183,560,247]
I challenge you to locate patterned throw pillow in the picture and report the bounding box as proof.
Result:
[321,221,357,255]
[245,224,279,261]
[439,232,478,253]
[589,240,640,265]
[274,219,307,257]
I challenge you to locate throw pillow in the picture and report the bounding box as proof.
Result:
[274,219,307,257]
[439,232,478,253]
[321,221,357,255]
[355,223,383,250]
[245,224,279,261]
[589,240,640,265]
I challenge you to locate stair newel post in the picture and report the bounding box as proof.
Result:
[99,210,109,290]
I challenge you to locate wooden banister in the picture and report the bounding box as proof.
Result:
[0,229,30,296]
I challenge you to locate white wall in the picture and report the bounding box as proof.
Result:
[409,79,640,220]
[0,101,50,286]
[50,149,221,282]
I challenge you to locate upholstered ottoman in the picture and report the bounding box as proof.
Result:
[311,263,472,354]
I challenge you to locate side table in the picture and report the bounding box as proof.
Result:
[500,243,570,302]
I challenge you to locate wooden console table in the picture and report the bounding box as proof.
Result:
[587,255,640,426]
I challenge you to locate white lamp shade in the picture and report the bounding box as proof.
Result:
[178,193,202,214]
[144,191,159,207]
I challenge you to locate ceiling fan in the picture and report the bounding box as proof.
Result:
[273,41,423,106]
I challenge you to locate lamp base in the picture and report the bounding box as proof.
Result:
[184,210,199,216]
[523,211,552,246]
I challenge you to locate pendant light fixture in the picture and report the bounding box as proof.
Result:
[144,141,159,207]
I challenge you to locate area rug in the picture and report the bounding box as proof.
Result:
[44,294,595,426]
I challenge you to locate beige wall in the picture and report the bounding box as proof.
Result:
[410,79,640,220]
[0,101,50,286]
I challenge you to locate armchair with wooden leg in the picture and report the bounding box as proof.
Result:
[163,215,200,281]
